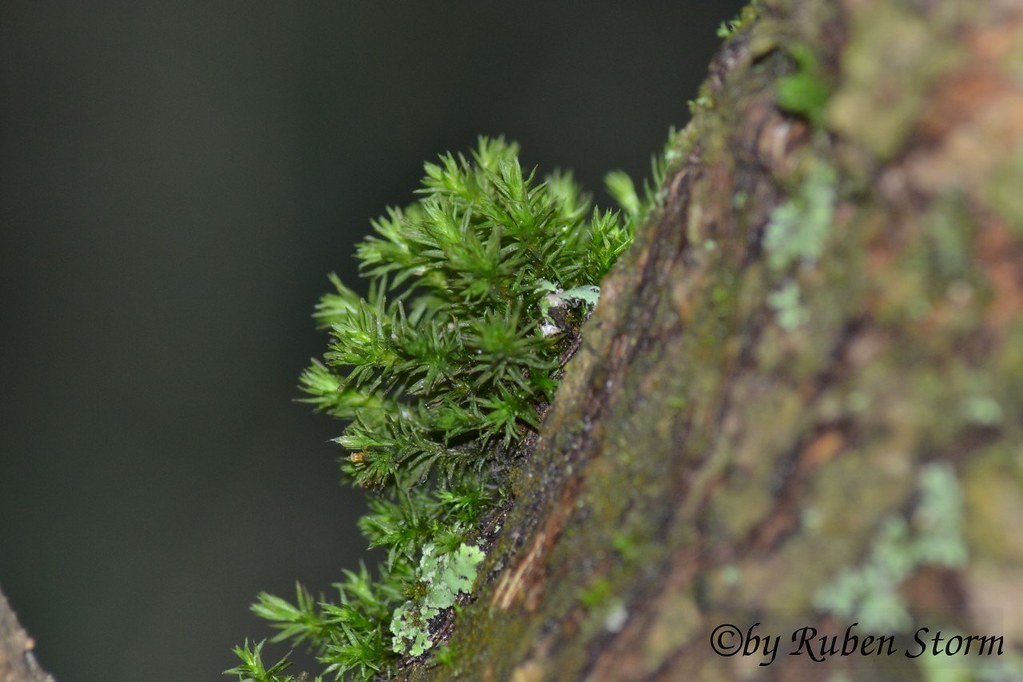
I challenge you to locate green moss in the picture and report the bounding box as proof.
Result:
[688,92,714,114]
[776,44,831,127]
[578,576,614,609]
[228,132,668,680]
[431,643,460,669]
[611,531,642,563]
[717,2,760,40]
[226,640,324,682]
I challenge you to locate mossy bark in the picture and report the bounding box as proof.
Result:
[400,1,1023,680]
[395,1,1023,680]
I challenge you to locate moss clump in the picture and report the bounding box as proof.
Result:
[776,44,831,127]
[227,136,659,681]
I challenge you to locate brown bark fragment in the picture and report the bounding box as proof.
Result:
[0,588,55,682]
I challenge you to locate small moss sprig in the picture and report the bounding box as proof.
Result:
[227,135,671,681]
[716,2,760,40]
[301,138,633,493]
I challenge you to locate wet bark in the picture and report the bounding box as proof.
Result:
[407,0,1023,680]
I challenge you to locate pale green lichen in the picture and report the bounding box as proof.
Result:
[763,163,837,273]
[913,464,969,567]
[767,280,808,330]
[762,162,837,330]
[537,279,601,337]
[813,463,968,632]
[390,543,485,657]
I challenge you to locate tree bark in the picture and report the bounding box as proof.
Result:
[409,0,1023,680]
[6,2,1019,681]
[0,587,55,682]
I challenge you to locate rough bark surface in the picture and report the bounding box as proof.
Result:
[406,0,1023,680]
[0,587,55,682]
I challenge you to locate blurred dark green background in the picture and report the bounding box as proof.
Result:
[0,2,742,680]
